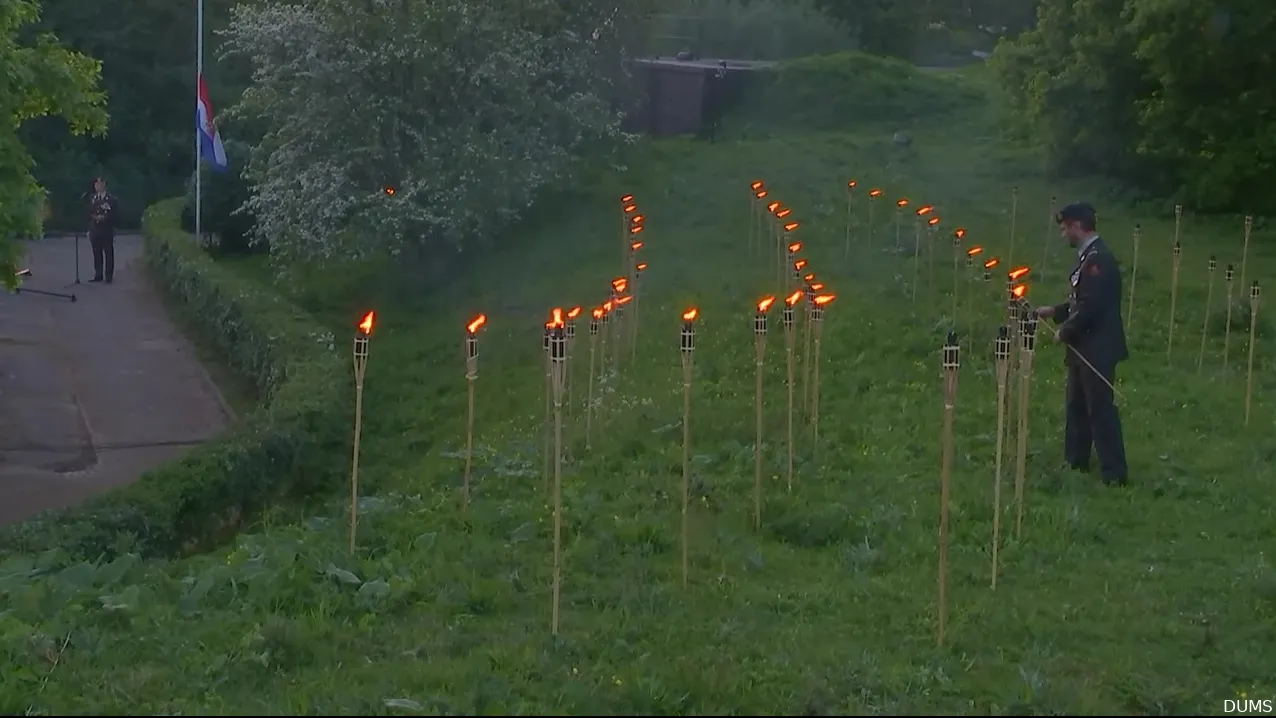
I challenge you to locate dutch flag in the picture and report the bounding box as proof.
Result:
[197,74,228,173]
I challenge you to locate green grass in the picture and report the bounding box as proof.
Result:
[4,60,1276,714]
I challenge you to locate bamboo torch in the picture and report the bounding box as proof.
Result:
[965,245,983,344]
[937,330,960,647]
[782,290,802,491]
[564,307,581,419]
[1008,186,1018,267]
[752,188,769,257]
[462,314,487,513]
[868,188,882,248]
[1245,281,1261,425]
[810,293,835,447]
[548,309,567,635]
[775,208,794,287]
[750,181,764,256]
[1012,286,1036,538]
[632,262,647,362]
[610,277,629,372]
[620,196,637,273]
[951,228,965,320]
[927,215,941,296]
[895,198,909,252]
[1224,264,1235,372]
[680,307,698,589]
[845,180,857,260]
[754,295,775,530]
[913,205,934,302]
[1127,224,1141,328]
[1198,256,1217,373]
[542,321,552,490]
[1240,215,1253,290]
[349,310,375,554]
[598,299,613,408]
[585,307,602,450]
[990,324,1010,589]
[1168,241,1181,360]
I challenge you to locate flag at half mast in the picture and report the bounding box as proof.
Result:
[196,74,228,172]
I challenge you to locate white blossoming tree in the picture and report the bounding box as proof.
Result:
[222,0,654,267]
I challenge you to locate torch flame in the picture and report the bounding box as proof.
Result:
[967,246,983,256]
[630,225,643,235]
[794,259,807,271]
[1008,266,1030,281]
[1011,285,1027,299]
[751,181,764,190]
[636,262,648,271]
[897,198,909,207]
[755,189,768,199]
[804,273,815,282]
[549,307,565,328]
[566,306,582,320]
[848,180,857,188]
[616,295,633,306]
[784,221,799,231]
[384,186,396,196]
[592,307,604,320]
[682,308,698,322]
[869,189,883,197]
[621,194,633,203]
[357,311,375,335]
[466,314,486,334]
[776,208,792,218]
[955,228,966,238]
[630,241,643,251]
[757,296,775,312]
[810,282,825,291]
[612,277,628,292]
[603,300,613,312]
[623,204,637,213]
[630,214,644,224]
[767,201,781,212]
[813,294,836,306]
[928,217,940,226]
[787,242,802,253]
[984,258,1000,269]
[917,205,934,215]
[784,290,803,307]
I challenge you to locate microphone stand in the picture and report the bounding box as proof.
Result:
[66,191,88,287]
[15,269,77,302]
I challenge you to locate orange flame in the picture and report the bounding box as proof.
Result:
[757,296,775,312]
[621,194,633,203]
[967,246,983,256]
[616,295,633,306]
[612,277,628,292]
[1008,266,1030,281]
[928,217,940,226]
[592,307,604,320]
[630,214,644,224]
[787,242,801,253]
[897,199,909,207]
[636,262,648,272]
[869,189,883,197]
[813,294,836,306]
[755,189,768,199]
[984,258,1000,269]
[466,314,486,334]
[794,259,807,271]
[804,273,815,282]
[603,300,613,312]
[848,180,857,188]
[629,225,643,235]
[767,201,781,212]
[682,308,698,322]
[623,204,637,213]
[630,241,643,251]
[776,208,792,218]
[784,290,803,307]
[810,282,825,291]
[358,311,375,335]
[1011,285,1027,299]
[384,186,396,196]
[751,181,764,190]
[549,307,565,328]
[955,228,966,238]
[917,205,934,215]
[566,306,582,320]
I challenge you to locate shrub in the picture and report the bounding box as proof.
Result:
[0,199,348,561]
[179,138,259,255]
[650,0,856,60]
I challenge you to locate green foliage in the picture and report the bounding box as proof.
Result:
[992,0,1276,213]
[0,0,106,287]
[180,139,258,255]
[651,0,855,59]
[0,199,348,562]
[808,0,927,58]
[222,0,658,269]
[727,51,985,135]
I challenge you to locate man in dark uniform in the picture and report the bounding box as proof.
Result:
[87,176,119,283]
[1034,202,1130,485]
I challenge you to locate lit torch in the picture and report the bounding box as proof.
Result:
[894,198,908,251]
[845,180,857,259]
[810,294,835,446]
[990,324,1011,589]
[679,307,698,589]
[782,290,802,492]
[1168,240,1181,360]
[1246,281,1261,424]
[912,205,934,301]
[348,310,375,553]
[548,308,567,635]
[632,263,648,362]
[461,313,487,513]
[565,306,581,416]
[1224,264,1235,371]
[937,329,960,647]
[1013,297,1037,541]
[1198,256,1217,372]
[868,188,883,247]
[621,196,638,274]
[586,307,603,449]
[753,295,775,530]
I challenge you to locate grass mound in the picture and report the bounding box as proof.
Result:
[727,51,986,135]
[4,57,1276,714]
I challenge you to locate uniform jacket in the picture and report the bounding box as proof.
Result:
[89,192,119,234]
[1051,236,1129,368]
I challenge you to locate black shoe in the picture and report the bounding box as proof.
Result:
[89,277,103,283]
[104,277,112,284]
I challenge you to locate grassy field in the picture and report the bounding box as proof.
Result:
[4,58,1276,714]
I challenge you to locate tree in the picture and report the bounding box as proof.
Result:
[1,0,107,288]
[222,0,656,268]
[808,0,928,58]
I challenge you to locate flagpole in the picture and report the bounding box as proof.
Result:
[194,0,203,244]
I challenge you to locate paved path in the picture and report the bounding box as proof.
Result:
[0,234,232,524]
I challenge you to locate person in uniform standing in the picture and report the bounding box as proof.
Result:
[1034,202,1129,486]
[88,176,119,283]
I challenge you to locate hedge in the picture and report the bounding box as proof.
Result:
[1,198,348,560]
